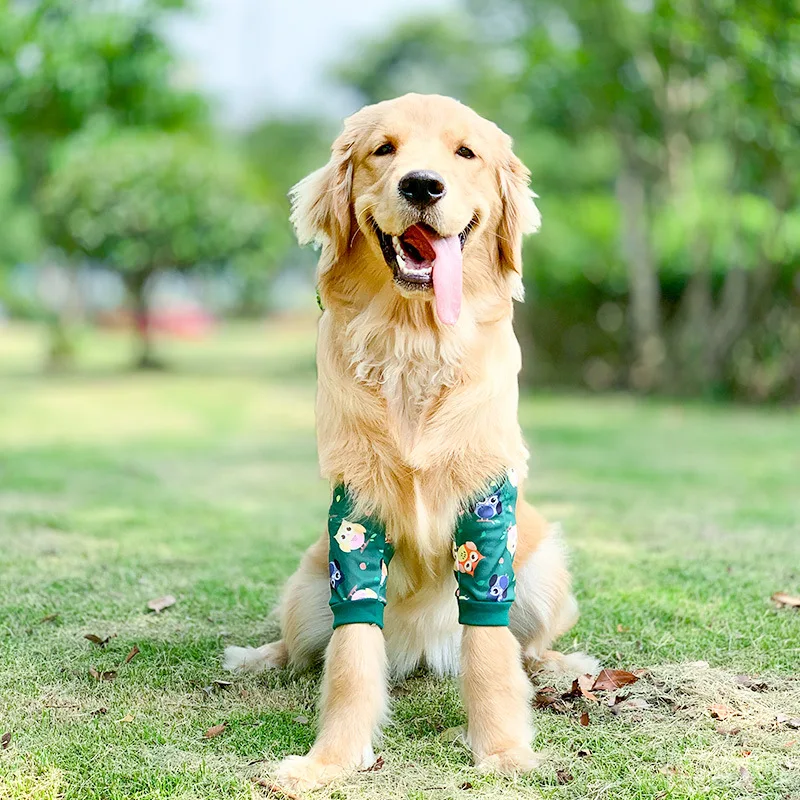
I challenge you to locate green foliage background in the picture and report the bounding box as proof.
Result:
[0,0,797,396]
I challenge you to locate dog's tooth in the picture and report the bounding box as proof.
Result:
[395,253,405,269]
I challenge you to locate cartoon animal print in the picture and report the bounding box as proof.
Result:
[329,559,343,589]
[334,520,366,552]
[456,541,484,576]
[488,574,509,601]
[506,524,518,558]
[349,587,379,601]
[474,494,502,520]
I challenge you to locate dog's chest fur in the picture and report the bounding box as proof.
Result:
[346,313,464,436]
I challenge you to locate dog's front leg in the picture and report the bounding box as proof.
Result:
[275,624,387,792]
[462,625,539,773]
[456,470,540,774]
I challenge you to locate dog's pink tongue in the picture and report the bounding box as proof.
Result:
[430,235,462,326]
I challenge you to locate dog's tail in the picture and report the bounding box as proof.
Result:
[222,640,288,673]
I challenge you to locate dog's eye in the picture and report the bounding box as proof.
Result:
[456,145,476,159]
[373,142,396,156]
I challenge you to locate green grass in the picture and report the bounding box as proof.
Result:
[1,320,798,800]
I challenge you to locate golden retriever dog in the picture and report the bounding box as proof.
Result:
[225,93,596,791]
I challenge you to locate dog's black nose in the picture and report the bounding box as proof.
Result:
[398,171,446,207]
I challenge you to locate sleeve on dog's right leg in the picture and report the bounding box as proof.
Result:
[327,485,393,630]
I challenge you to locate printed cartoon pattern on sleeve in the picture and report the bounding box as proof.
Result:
[453,468,518,627]
[327,485,393,629]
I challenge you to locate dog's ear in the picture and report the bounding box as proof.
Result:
[290,129,354,274]
[497,147,541,299]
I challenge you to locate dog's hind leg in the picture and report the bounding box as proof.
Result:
[224,535,333,673]
[510,502,599,677]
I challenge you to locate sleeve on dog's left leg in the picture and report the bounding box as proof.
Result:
[453,471,518,627]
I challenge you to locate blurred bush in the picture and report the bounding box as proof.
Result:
[39,129,272,367]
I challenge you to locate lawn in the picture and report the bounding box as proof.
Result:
[0,320,798,800]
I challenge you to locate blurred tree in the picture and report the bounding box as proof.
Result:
[39,131,272,368]
[0,149,41,319]
[240,116,332,315]
[484,0,800,394]
[0,148,39,270]
[0,0,205,200]
[0,0,207,364]
[245,117,332,205]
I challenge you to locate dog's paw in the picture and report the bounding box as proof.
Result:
[274,755,348,793]
[524,648,599,678]
[222,641,287,673]
[475,746,543,776]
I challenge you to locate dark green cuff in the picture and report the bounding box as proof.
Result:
[331,598,385,629]
[458,598,512,627]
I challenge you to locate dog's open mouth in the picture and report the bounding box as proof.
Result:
[374,218,476,325]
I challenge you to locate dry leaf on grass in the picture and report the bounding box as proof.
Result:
[580,711,590,726]
[577,674,598,701]
[118,714,134,723]
[614,697,651,712]
[251,777,302,800]
[556,769,574,784]
[715,724,741,736]
[1,732,10,750]
[735,675,768,692]
[123,645,140,664]
[710,703,737,720]
[214,679,232,689]
[146,595,176,613]
[360,755,385,773]
[772,592,800,608]
[459,781,473,790]
[534,688,570,714]
[84,634,111,646]
[739,765,755,792]
[563,675,597,702]
[777,714,800,729]
[203,723,227,739]
[592,669,639,692]
[292,715,309,725]
[88,667,117,682]
[608,693,628,707]
[38,613,59,624]
[577,748,592,758]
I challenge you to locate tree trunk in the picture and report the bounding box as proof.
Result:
[675,258,712,391]
[615,138,664,391]
[41,263,82,371]
[126,272,160,370]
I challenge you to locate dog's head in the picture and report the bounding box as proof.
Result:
[291,94,540,325]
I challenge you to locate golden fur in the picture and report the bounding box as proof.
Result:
[224,94,596,791]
